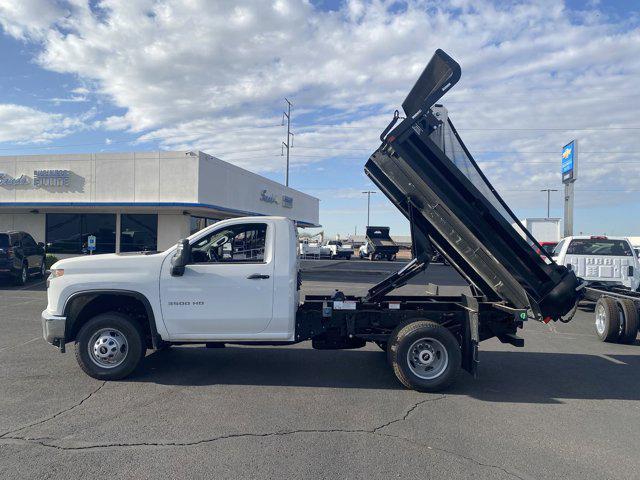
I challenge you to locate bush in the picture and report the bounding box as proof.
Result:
[45,254,59,269]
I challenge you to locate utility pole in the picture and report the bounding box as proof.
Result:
[281,98,294,186]
[362,191,376,227]
[540,189,558,218]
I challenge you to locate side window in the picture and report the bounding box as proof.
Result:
[22,233,37,248]
[191,223,267,264]
[11,234,21,248]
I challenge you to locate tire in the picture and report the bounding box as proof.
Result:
[387,320,461,392]
[75,312,146,380]
[618,299,639,344]
[594,297,621,343]
[14,263,28,286]
[38,257,46,278]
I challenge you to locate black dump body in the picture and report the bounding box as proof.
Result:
[365,50,580,321]
[365,226,399,256]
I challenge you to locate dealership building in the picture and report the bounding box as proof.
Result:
[0,151,319,255]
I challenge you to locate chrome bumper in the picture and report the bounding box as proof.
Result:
[41,310,66,346]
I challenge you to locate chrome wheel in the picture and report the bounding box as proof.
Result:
[40,260,46,276]
[21,266,27,284]
[88,328,129,368]
[595,304,606,336]
[406,337,449,380]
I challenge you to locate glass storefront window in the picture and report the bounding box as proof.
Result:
[46,213,116,254]
[120,214,158,252]
[190,216,220,234]
[83,214,116,254]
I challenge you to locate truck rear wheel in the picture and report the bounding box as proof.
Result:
[388,320,461,392]
[618,299,639,344]
[75,312,146,380]
[595,297,620,343]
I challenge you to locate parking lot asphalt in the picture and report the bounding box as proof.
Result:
[1,261,639,479]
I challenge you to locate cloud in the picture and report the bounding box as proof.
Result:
[0,0,639,205]
[0,103,86,143]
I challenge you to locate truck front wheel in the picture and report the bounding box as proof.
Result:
[75,312,146,380]
[388,320,461,392]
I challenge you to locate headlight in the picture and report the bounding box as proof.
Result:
[50,269,64,279]
[47,269,64,288]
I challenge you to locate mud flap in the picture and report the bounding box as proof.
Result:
[460,294,479,378]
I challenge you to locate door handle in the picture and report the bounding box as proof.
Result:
[247,273,270,280]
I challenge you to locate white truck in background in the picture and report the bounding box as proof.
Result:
[552,236,640,293]
[326,240,353,260]
[512,218,561,243]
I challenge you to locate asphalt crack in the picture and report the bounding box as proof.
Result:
[0,381,106,438]
[0,393,527,479]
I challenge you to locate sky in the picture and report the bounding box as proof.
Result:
[0,0,639,237]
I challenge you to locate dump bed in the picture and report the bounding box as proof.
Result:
[365,226,400,254]
[365,50,580,320]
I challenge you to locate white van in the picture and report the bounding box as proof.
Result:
[552,236,639,291]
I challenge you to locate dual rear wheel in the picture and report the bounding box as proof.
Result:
[595,297,639,344]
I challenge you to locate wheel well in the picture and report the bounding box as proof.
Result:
[65,293,155,347]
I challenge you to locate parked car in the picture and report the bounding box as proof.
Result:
[535,241,558,258]
[552,236,639,298]
[0,231,47,285]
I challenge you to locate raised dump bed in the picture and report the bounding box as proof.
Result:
[364,49,580,321]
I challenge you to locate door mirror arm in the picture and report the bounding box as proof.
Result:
[170,239,191,277]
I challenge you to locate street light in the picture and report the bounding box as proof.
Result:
[540,189,558,218]
[362,191,376,227]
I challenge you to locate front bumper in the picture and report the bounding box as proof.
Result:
[41,310,66,346]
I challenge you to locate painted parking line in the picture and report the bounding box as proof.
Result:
[0,337,40,352]
[598,354,628,365]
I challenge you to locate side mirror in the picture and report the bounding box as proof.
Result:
[38,242,45,248]
[170,239,191,277]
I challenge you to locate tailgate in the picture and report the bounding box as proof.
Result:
[566,255,632,282]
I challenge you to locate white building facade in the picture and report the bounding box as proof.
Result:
[0,151,319,255]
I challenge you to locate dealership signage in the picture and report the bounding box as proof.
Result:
[34,169,70,187]
[561,140,577,184]
[0,174,29,186]
[0,169,71,188]
[260,189,294,208]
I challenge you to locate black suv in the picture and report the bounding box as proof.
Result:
[0,231,46,285]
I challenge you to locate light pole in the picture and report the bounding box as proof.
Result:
[540,189,558,218]
[362,191,376,227]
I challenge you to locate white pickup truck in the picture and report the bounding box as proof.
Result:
[326,240,353,260]
[552,236,639,292]
[41,49,582,392]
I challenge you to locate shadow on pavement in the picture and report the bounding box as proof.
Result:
[134,346,640,403]
[0,278,47,292]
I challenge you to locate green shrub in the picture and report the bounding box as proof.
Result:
[45,254,59,269]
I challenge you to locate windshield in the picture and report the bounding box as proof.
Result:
[567,239,633,256]
[0,234,8,248]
